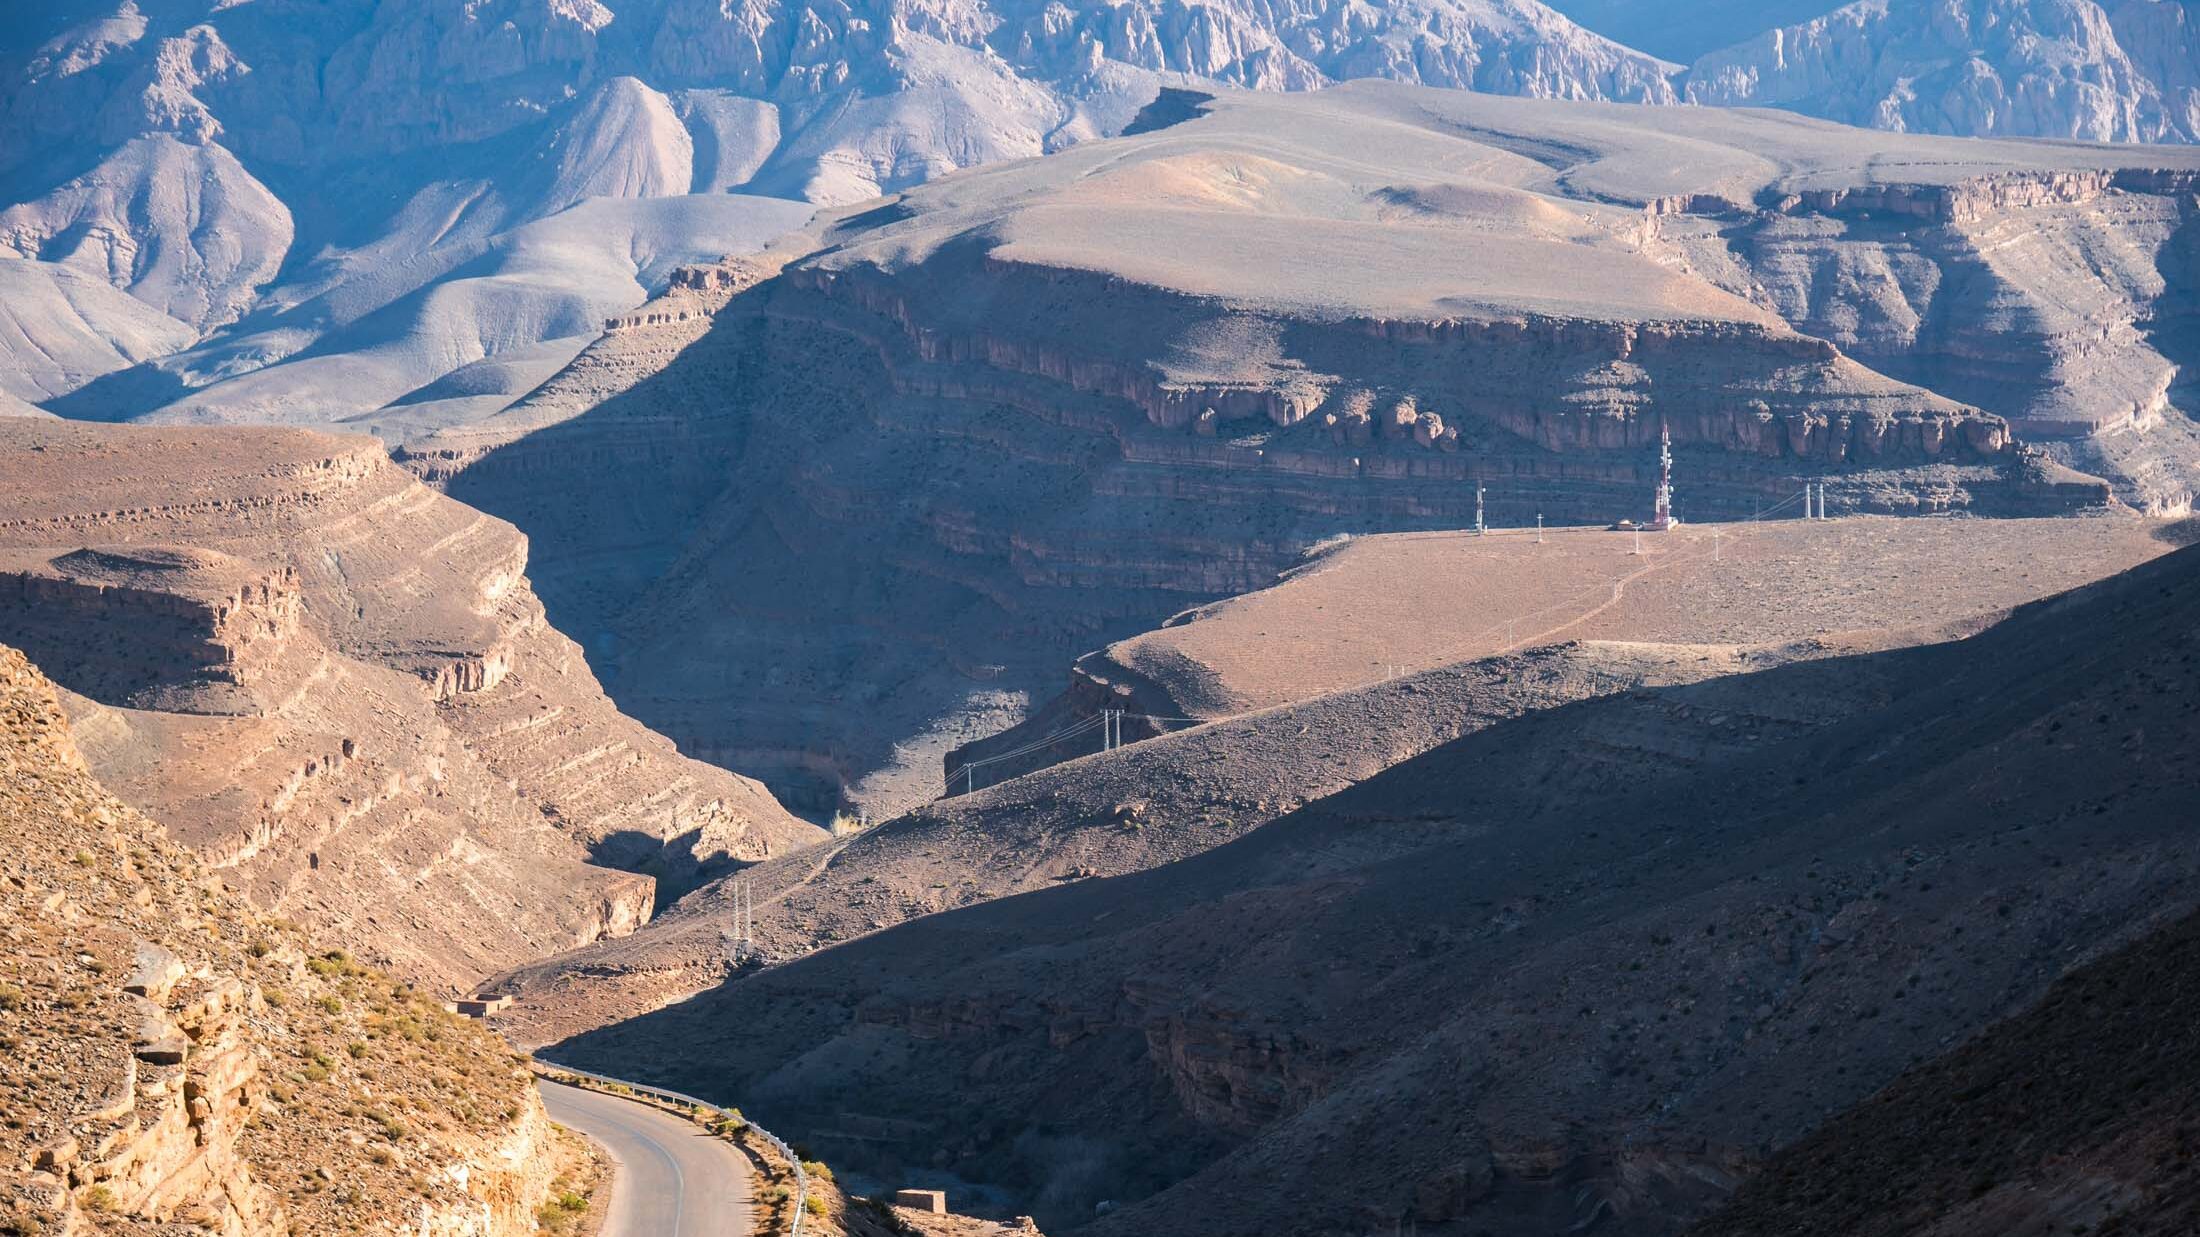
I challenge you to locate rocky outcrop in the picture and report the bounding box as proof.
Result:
[0,418,819,992]
[0,547,304,714]
[797,257,2013,470]
[0,641,562,1235]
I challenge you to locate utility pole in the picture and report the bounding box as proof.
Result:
[1633,525,1644,556]
[1476,484,1486,536]
[1536,512,1544,543]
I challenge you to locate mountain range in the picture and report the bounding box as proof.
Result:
[4,0,2198,433]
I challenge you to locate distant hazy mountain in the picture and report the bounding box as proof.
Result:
[1684,0,2200,144]
[0,0,1669,425]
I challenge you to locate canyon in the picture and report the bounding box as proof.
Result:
[9,6,2200,1232]
[410,83,2200,817]
[0,417,819,994]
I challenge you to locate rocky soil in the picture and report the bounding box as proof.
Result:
[409,84,2200,818]
[491,510,2178,1045]
[534,528,2200,1234]
[1690,902,2200,1236]
[0,641,561,1235]
[0,418,819,992]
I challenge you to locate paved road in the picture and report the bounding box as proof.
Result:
[539,1080,755,1237]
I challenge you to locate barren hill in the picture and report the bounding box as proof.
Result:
[1689,901,2200,1236]
[965,514,2175,780]
[537,530,2200,1234]
[0,417,819,991]
[492,511,2175,1045]
[411,83,2200,817]
[0,641,562,1234]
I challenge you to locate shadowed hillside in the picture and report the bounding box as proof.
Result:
[542,530,2200,1234]
[1691,901,2200,1236]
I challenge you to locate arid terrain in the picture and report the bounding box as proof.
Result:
[10,4,2200,1233]
[491,511,2180,1045]
[408,83,2200,821]
[535,526,2200,1233]
[0,418,819,992]
[0,640,569,1233]
[1691,902,2200,1236]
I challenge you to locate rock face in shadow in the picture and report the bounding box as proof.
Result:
[539,535,2200,1235]
[1689,901,2200,1236]
[490,512,2177,1047]
[0,642,560,1235]
[0,418,819,991]
[410,84,2200,816]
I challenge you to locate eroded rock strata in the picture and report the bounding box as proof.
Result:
[0,418,818,991]
[411,85,2200,815]
[544,532,2200,1236]
[0,642,561,1234]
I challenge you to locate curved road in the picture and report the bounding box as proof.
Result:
[539,1080,755,1237]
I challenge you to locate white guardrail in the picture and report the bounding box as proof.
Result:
[533,1057,808,1236]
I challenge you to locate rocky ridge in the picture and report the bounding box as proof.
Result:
[0,641,560,1235]
[493,511,2175,1048]
[0,418,819,991]
[1684,0,2200,146]
[539,528,2200,1235]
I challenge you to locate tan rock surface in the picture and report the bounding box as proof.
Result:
[0,641,559,1235]
[0,418,819,991]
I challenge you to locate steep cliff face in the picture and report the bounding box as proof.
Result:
[0,642,559,1235]
[0,418,818,991]
[416,85,2198,816]
[1666,166,2200,508]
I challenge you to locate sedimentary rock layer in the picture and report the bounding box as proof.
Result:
[0,642,559,1235]
[0,418,818,990]
[412,85,2198,815]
